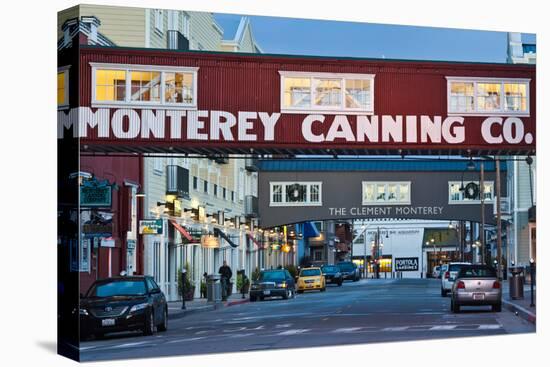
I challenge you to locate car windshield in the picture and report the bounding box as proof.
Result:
[338,263,354,271]
[87,280,147,297]
[301,269,321,276]
[259,271,285,281]
[321,266,339,272]
[458,267,497,278]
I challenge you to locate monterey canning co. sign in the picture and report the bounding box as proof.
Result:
[58,107,534,149]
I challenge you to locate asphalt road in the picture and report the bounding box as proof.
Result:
[80,278,534,362]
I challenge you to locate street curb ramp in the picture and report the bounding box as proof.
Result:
[502,299,536,325]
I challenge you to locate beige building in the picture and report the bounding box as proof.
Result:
[58,5,263,300]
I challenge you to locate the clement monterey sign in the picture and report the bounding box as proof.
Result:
[58,107,533,146]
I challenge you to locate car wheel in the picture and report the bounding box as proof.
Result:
[297,290,303,294]
[452,300,460,313]
[320,287,326,292]
[94,332,104,340]
[338,281,343,287]
[157,307,168,332]
[441,288,447,297]
[143,310,155,336]
[492,303,502,312]
[250,295,257,302]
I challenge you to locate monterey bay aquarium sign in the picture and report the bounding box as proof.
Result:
[57,46,536,156]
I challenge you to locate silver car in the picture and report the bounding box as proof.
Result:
[450,265,502,313]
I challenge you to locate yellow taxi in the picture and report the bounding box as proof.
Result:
[297,267,326,293]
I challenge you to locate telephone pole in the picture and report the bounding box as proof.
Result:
[496,157,503,280]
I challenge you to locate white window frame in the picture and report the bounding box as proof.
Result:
[91,63,198,110]
[152,155,164,175]
[446,76,530,117]
[279,71,375,115]
[57,66,70,110]
[269,181,323,207]
[154,9,164,33]
[362,181,411,205]
[448,181,495,204]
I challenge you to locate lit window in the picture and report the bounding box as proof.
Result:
[91,63,198,108]
[57,68,69,107]
[280,71,374,114]
[283,77,311,108]
[449,82,474,112]
[504,83,527,112]
[270,182,323,206]
[130,70,161,102]
[447,77,529,115]
[345,79,371,109]
[477,83,501,111]
[448,181,494,204]
[164,72,194,104]
[95,69,126,102]
[362,182,411,205]
[314,79,342,107]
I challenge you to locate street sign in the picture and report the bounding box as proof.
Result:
[80,178,112,207]
[394,257,419,271]
[201,235,220,249]
[139,219,163,234]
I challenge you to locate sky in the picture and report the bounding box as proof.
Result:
[214,13,536,63]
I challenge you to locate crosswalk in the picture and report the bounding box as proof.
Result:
[80,322,503,353]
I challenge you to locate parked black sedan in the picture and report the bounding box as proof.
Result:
[249,269,296,301]
[79,276,168,339]
[321,265,343,286]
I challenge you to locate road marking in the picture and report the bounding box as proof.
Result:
[332,327,363,333]
[429,325,457,330]
[166,337,206,344]
[477,324,502,330]
[229,333,255,338]
[275,323,292,328]
[277,329,310,335]
[382,326,409,331]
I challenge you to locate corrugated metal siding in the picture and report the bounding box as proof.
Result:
[77,47,536,153]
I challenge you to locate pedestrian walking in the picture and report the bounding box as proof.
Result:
[180,267,187,310]
[218,260,233,301]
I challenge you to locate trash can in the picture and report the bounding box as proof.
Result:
[206,274,222,303]
[509,266,525,300]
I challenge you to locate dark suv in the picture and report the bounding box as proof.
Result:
[249,269,296,301]
[79,276,167,339]
[337,261,360,282]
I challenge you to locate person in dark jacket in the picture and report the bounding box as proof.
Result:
[218,261,232,300]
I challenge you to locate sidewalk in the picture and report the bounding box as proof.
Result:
[167,293,250,320]
[501,280,536,325]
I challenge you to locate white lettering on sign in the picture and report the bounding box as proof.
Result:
[58,108,533,146]
[328,206,445,217]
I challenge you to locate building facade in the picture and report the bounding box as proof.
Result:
[506,32,537,267]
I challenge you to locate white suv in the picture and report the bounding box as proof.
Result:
[441,262,471,296]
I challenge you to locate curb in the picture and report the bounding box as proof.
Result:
[168,298,250,320]
[502,299,536,325]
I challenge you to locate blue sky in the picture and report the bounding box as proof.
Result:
[214,14,536,63]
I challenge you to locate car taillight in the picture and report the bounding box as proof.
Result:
[492,281,501,289]
[457,281,465,289]
[445,271,450,279]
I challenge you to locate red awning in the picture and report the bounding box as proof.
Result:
[169,220,193,241]
[248,234,262,249]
